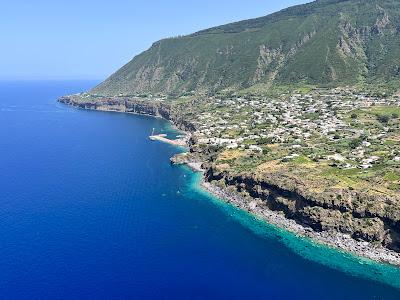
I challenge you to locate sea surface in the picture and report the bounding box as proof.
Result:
[1,80,400,299]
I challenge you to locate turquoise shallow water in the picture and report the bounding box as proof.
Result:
[0,80,399,299]
[190,172,400,290]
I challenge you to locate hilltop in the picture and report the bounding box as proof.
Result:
[92,0,400,97]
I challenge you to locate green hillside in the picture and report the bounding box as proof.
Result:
[91,0,400,96]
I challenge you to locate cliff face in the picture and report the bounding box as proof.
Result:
[58,95,196,132]
[205,166,400,252]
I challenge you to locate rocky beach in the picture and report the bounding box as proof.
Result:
[171,145,400,267]
[201,178,400,267]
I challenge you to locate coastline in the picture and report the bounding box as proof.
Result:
[58,96,400,267]
[166,142,400,267]
[199,175,400,267]
[179,144,400,267]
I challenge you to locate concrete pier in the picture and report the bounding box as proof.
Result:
[149,134,187,146]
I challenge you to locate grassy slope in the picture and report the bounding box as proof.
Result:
[91,0,400,96]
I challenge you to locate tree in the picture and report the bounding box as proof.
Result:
[349,138,362,149]
[377,114,390,124]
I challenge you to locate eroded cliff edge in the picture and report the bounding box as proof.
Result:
[59,94,400,264]
[204,166,400,252]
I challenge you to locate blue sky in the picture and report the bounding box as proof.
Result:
[2,0,310,80]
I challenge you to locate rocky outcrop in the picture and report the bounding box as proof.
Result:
[205,167,400,252]
[59,95,196,132]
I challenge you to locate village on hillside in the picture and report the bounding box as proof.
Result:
[74,86,400,194]
[171,87,400,193]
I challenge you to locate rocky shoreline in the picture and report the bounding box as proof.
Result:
[59,94,400,267]
[174,154,400,266]
[200,176,400,266]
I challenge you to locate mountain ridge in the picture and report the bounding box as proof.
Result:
[91,0,400,96]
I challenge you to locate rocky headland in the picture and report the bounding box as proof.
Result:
[59,94,400,266]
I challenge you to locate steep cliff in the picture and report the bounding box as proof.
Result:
[58,95,196,132]
[205,165,400,252]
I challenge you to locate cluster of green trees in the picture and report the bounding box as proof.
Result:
[377,113,399,124]
[351,112,399,124]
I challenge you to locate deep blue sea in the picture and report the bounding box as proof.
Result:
[1,81,400,299]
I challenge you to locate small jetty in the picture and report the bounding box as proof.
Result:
[149,128,187,147]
